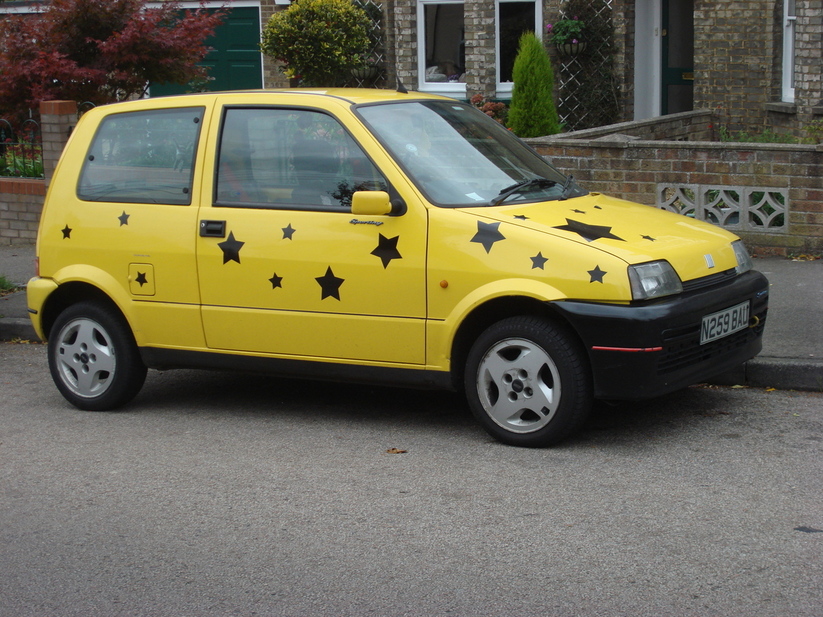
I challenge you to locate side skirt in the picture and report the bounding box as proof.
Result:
[140,347,456,391]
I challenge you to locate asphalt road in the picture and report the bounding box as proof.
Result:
[1,342,821,617]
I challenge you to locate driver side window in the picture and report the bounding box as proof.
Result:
[215,108,388,210]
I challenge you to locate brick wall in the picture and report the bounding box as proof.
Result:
[528,114,823,254]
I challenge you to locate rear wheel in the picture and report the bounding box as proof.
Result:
[465,316,592,447]
[48,302,147,411]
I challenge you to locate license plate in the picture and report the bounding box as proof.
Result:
[700,301,750,345]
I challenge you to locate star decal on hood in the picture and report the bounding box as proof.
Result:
[554,219,624,243]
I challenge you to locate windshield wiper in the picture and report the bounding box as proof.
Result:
[490,178,557,207]
[559,174,576,200]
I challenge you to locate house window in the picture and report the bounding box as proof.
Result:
[417,0,466,94]
[782,0,796,103]
[496,0,540,94]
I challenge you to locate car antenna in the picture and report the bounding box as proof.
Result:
[396,78,408,94]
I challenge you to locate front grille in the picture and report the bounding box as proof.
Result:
[681,268,737,293]
[658,309,768,375]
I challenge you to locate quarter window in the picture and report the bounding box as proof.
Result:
[215,108,388,210]
[78,107,204,205]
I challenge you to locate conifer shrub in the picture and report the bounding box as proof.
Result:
[507,32,560,138]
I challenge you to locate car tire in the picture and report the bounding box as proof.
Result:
[48,302,147,411]
[465,316,593,447]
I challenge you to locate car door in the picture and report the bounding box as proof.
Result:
[195,102,427,365]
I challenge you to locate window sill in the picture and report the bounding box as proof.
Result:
[765,102,797,115]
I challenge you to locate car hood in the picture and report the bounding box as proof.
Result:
[459,192,742,282]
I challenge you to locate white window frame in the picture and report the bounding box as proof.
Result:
[417,0,467,96]
[495,0,542,97]
[782,0,796,103]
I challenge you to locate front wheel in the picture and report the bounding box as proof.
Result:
[48,302,147,411]
[465,316,593,447]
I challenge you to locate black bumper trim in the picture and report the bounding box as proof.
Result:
[553,270,769,400]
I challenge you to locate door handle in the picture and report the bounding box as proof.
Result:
[199,220,226,238]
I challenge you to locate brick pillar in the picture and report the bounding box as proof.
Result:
[464,0,496,100]
[39,100,77,185]
[260,0,290,88]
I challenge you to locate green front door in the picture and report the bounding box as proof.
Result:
[151,7,262,96]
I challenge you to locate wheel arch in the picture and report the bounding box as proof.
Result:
[40,282,129,342]
[448,295,584,391]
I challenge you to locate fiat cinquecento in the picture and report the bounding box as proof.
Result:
[27,89,768,446]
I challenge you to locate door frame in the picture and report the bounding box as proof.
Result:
[633,0,662,120]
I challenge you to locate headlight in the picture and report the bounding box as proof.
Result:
[732,240,753,274]
[628,261,683,300]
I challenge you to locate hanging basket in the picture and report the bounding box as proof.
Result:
[556,41,587,57]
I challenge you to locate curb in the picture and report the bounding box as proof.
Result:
[2,316,820,393]
[0,317,38,342]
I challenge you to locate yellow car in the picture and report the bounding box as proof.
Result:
[28,89,768,446]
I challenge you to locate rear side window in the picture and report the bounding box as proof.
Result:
[78,107,205,205]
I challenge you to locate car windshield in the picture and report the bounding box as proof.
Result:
[357,100,585,207]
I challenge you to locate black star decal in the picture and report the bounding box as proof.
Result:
[118,211,130,226]
[316,266,344,300]
[513,214,529,220]
[588,265,607,283]
[135,271,148,287]
[471,221,506,254]
[642,235,657,242]
[530,252,548,269]
[61,225,72,239]
[269,273,283,289]
[371,234,402,269]
[218,231,244,264]
[282,224,295,240]
[554,219,624,243]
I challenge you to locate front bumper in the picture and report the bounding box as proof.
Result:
[553,270,769,400]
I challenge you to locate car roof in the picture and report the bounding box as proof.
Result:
[98,88,452,111]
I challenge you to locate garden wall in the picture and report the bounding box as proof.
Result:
[0,100,75,245]
[527,111,823,255]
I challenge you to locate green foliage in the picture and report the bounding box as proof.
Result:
[261,0,371,87]
[546,18,585,45]
[507,32,559,138]
[0,275,20,294]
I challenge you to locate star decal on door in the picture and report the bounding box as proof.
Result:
[371,234,402,268]
[471,221,506,253]
[118,211,130,226]
[316,266,344,300]
[530,252,549,269]
[588,265,607,283]
[61,225,72,239]
[282,224,296,240]
[218,231,244,264]
[269,273,283,289]
[554,219,624,243]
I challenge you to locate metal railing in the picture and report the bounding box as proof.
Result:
[0,116,43,179]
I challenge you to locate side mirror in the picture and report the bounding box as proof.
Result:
[352,191,392,216]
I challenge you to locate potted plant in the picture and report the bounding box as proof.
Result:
[546,16,586,56]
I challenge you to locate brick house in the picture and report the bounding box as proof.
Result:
[2,0,819,135]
